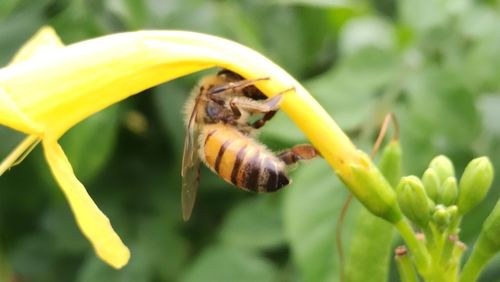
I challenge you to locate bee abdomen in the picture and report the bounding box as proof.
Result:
[235,149,289,192]
[203,126,289,192]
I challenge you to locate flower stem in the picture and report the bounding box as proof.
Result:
[422,225,435,250]
[395,219,430,277]
[395,246,418,282]
[449,241,466,282]
[440,235,457,266]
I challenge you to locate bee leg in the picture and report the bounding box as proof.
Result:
[252,110,277,129]
[229,87,294,127]
[209,77,269,95]
[228,94,283,127]
[277,144,320,165]
[229,100,242,119]
[249,94,284,128]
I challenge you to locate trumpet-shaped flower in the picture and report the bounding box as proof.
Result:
[0,27,402,268]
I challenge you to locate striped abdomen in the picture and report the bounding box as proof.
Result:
[201,124,289,192]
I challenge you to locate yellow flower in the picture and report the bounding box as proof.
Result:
[0,26,400,268]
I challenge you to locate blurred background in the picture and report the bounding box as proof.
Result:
[1,0,500,281]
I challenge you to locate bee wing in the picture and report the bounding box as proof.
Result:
[181,97,202,221]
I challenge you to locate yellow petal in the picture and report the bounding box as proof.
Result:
[42,139,130,268]
[0,88,42,134]
[0,27,61,173]
[10,26,64,64]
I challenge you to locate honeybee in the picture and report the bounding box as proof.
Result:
[181,69,318,221]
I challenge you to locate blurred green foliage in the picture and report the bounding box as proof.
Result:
[1,0,500,281]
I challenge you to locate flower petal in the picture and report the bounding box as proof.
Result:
[42,139,130,269]
[10,26,64,64]
[0,88,42,134]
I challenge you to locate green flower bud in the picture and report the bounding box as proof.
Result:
[439,177,458,206]
[429,155,455,183]
[428,198,436,212]
[396,176,430,227]
[349,153,402,223]
[433,205,451,231]
[457,157,494,215]
[379,140,402,187]
[422,168,440,202]
[446,205,460,233]
[446,205,462,235]
[447,205,458,221]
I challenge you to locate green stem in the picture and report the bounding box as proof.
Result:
[422,225,435,250]
[459,236,494,282]
[430,223,446,259]
[449,242,466,282]
[440,235,456,266]
[395,247,419,282]
[395,219,430,277]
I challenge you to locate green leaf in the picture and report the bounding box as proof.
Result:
[220,196,286,250]
[283,160,355,282]
[180,245,278,282]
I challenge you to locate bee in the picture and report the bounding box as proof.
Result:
[181,69,318,221]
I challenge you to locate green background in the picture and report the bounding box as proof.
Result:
[1,0,500,281]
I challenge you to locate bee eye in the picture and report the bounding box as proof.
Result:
[206,104,221,117]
